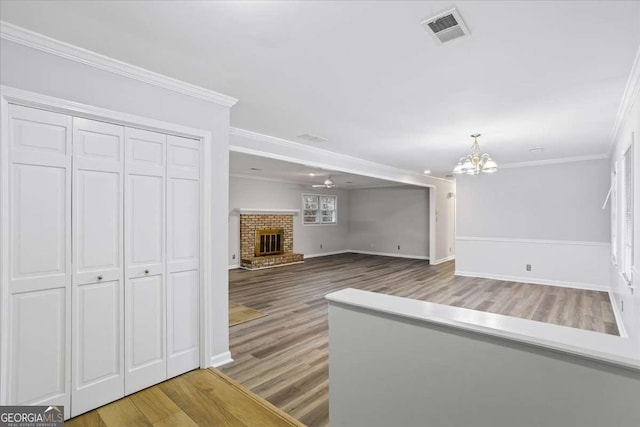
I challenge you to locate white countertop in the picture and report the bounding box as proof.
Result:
[326,288,640,371]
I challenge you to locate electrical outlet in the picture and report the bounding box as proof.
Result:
[622,300,624,312]
[449,247,452,253]
[371,243,375,248]
[397,245,401,250]
[526,264,531,271]
[320,243,323,249]
[232,254,236,260]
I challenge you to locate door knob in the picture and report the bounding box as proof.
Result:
[98,275,103,281]
[144,269,150,274]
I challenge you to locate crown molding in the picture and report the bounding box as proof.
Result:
[499,154,608,169]
[609,43,640,155]
[230,172,408,190]
[0,21,238,108]
[230,127,454,185]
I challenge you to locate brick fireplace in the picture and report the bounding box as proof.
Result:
[239,210,304,269]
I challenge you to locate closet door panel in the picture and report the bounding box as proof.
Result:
[72,280,122,414]
[167,270,199,378]
[124,128,167,394]
[167,178,199,272]
[5,105,71,411]
[125,275,166,395]
[10,163,67,282]
[127,174,163,276]
[166,135,200,377]
[10,289,66,406]
[167,136,200,273]
[74,169,121,284]
[9,104,68,167]
[71,118,124,416]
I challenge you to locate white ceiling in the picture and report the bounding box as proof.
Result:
[230,151,406,189]
[2,1,639,177]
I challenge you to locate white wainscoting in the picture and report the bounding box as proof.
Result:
[455,237,611,291]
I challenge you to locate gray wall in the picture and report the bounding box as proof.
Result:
[229,178,437,265]
[229,177,350,264]
[348,187,430,258]
[456,159,610,241]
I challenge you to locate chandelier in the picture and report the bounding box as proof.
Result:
[453,134,498,175]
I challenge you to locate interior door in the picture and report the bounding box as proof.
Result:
[5,104,72,411]
[71,118,125,416]
[124,127,167,394]
[166,135,200,378]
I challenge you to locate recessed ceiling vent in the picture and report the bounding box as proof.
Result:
[421,8,470,44]
[297,133,328,143]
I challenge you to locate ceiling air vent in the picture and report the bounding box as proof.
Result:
[421,8,470,44]
[297,133,328,143]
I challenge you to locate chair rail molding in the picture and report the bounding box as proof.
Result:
[0,21,238,108]
[456,236,610,247]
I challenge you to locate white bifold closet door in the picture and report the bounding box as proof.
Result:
[166,135,200,379]
[124,128,167,395]
[71,118,125,416]
[3,104,201,416]
[6,105,72,409]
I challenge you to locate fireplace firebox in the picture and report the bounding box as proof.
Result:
[255,228,284,256]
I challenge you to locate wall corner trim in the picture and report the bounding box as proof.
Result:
[0,21,239,108]
[209,351,233,368]
[431,255,456,265]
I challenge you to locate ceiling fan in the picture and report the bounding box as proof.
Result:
[312,176,335,188]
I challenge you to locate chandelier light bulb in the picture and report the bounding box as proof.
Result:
[452,134,498,176]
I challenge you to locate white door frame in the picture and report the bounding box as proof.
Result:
[0,85,214,404]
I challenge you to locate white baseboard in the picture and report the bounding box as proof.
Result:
[608,291,628,338]
[209,351,233,368]
[228,264,240,270]
[431,255,455,265]
[348,250,429,260]
[304,250,351,259]
[455,270,609,292]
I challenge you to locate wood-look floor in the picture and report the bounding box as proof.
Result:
[65,368,303,426]
[222,253,618,426]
